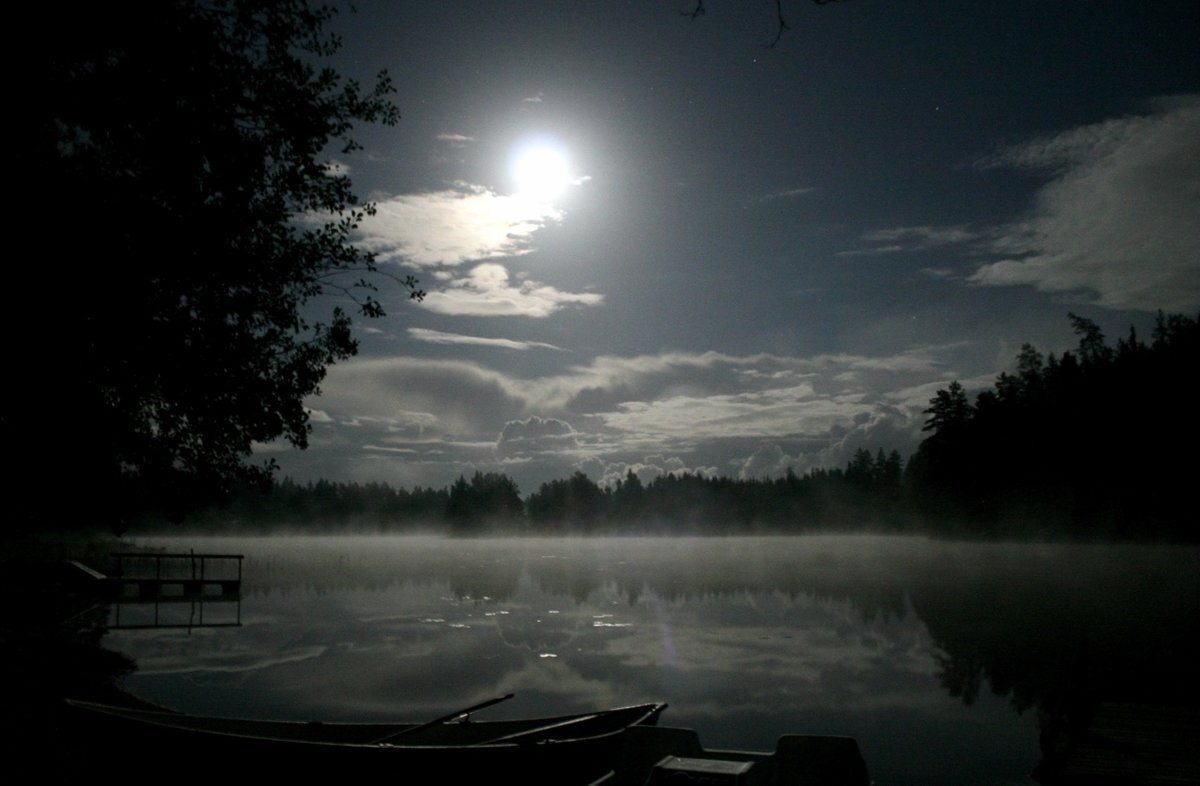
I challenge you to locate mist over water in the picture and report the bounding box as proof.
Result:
[104,534,1199,786]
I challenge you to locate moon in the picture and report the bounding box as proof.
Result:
[511,140,571,201]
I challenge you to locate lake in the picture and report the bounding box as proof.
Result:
[102,535,1200,785]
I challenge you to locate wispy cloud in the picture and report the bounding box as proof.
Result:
[836,100,1200,311]
[420,263,604,318]
[436,133,475,145]
[597,386,871,442]
[758,186,817,203]
[313,357,530,437]
[837,226,980,257]
[835,245,905,258]
[407,328,564,351]
[970,97,1200,311]
[355,184,564,267]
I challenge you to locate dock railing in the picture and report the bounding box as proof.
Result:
[111,552,243,601]
[104,551,244,629]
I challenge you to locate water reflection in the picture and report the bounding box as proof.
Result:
[104,535,1199,786]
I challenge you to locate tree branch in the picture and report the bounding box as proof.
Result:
[679,0,848,48]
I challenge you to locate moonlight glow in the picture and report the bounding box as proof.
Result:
[511,140,571,201]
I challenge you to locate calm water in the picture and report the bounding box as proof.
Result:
[103,535,1200,785]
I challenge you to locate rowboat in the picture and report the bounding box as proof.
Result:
[65,696,665,784]
[64,697,871,784]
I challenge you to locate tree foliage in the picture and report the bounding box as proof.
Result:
[446,472,524,532]
[907,312,1199,538]
[13,1,419,529]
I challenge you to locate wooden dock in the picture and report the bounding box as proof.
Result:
[61,552,244,630]
[64,552,243,601]
[105,552,243,601]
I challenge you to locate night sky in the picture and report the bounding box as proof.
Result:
[268,0,1200,494]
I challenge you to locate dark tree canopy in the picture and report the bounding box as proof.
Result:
[907,312,1199,539]
[11,1,419,529]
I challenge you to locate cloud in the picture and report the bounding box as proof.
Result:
[305,408,334,424]
[523,92,544,103]
[323,159,351,177]
[835,245,905,258]
[407,328,563,352]
[837,226,980,257]
[970,98,1200,311]
[526,347,946,415]
[362,445,419,454]
[355,184,564,267]
[282,346,961,491]
[314,357,530,437]
[738,443,797,479]
[816,405,922,469]
[496,416,579,458]
[421,263,604,318]
[758,187,816,203]
[583,456,719,488]
[436,133,475,145]
[599,385,865,442]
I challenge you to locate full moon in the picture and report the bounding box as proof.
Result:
[512,141,571,201]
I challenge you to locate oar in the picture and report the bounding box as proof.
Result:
[372,693,515,745]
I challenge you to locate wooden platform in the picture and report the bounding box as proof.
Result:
[63,552,243,601]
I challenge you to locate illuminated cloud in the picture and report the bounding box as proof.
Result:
[837,226,980,257]
[738,443,797,479]
[584,456,718,488]
[970,98,1200,311]
[496,416,579,458]
[407,328,563,351]
[597,386,872,442]
[355,184,564,267]
[314,356,529,437]
[288,346,953,490]
[758,186,816,203]
[421,263,604,318]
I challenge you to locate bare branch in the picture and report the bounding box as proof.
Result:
[768,0,791,48]
[680,0,849,48]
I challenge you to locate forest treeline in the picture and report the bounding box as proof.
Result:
[907,311,1197,540]
[183,451,907,535]
[181,312,1196,540]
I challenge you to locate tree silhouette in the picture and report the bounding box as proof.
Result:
[906,312,1199,538]
[13,1,420,529]
[922,380,971,435]
[446,472,524,532]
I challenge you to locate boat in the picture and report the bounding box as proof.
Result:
[64,696,871,784]
[64,695,665,784]
[595,724,871,785]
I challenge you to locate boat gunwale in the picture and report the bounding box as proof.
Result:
[64,698,667,750]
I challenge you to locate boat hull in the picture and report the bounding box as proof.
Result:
[64,699,667,784]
